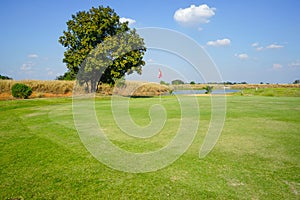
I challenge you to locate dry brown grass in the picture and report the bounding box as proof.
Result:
[0,80,75,94]
[1,79,297,100]
[99,81,170,97]
[0,80,75,99]
[0,80,171,99]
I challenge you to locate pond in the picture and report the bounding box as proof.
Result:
[172,89,240,95]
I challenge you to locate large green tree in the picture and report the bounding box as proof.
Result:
[77,30,146,92]
[59,6,146,91]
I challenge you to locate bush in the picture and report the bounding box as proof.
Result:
[203,85,213,94]
[11,83,32,99]
[160,80,169,85]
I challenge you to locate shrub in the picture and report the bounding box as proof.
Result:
[160,80,169,85]
[11,83,32,99]
[203,85,213,94]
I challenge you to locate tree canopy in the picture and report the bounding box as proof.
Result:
[171,79,185,85]
[58,6,146,91]
[77,30,146,92]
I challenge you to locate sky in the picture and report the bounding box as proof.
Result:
[0,0,299,83]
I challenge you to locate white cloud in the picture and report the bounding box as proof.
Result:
[120,17,136,26]
[174,4,216,26]
[256,47,264,51]
[266,44,284,49]
[251,42,264,51]
[20,62,34,71]
[235,53,249,60]
[288,61,300,68]
[252,43,284,51]
[272,63,282,70]
[207,38,231,47]
[28,54,38,58]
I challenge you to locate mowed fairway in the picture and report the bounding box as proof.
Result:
[0,96,299,199]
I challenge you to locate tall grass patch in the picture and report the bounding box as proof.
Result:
[0,80,74,95]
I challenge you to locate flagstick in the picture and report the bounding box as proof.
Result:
[158,77,161,102]
[159,80,162,102]
[158,69,162,102]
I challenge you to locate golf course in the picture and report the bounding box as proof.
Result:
[1,92,299,199]
[1,1,300,199]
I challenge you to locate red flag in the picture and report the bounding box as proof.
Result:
[158,69,162,79]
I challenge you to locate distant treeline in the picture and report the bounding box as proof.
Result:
[165,79,300,85]
[0,74,13,80]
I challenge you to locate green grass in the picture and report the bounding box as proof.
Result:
[235,87,300,97]
[1,96,299,199]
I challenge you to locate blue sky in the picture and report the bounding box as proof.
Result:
[0,0,299,83]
